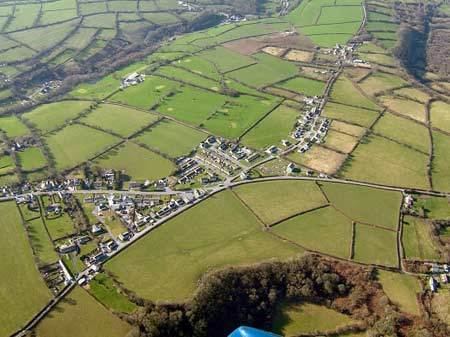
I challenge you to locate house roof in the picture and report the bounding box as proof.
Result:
[228,326,281,337]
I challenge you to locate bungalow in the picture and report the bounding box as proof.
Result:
[58,243,78,254]
[286,163,297,174]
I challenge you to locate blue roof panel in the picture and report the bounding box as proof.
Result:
[228,326,282,337]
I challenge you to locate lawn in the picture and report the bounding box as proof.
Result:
[233,180,328,225]
[203,95,279,139]
[45,124,121,171]
[341,135,429,189]
[106,190,301,301]
[45,213,75,240]
[431,131,450,192]
[157,85,228,126]
[373,112,430,153]
[241,105,299,149]
[323,102,380,127]
[93,142,175,181]
[27,218,59,265]
[17,147,48,171]
[23,100,92,133]
[430,101,450,133]
[273,206,352,258]
[133,119,207,158]
[80,103,159,137]
[89,273,137,313]
[0,201,52,337]
[320,182,402,230]
[273,302,356,336]
[35,287,131,337]
[353,224,398,267]
[402,215,440,261]
[359,72,408,97]
[323,130,359,153]
[330,76,380,110]
[379,96,426,123]
[276,76,326,96]
[0,115,30,138]
[377,270,421,315]
[110,75,179,109]
[228,53,298,88]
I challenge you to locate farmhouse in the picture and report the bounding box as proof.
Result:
[121,72,145,88]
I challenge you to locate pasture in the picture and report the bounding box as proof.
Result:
[394,87,430,103]
[330,76,380,111]
[17,147,47,171]
[377,270,421,315]
[320,182,402,230]
[379,96,426,123]
[133,119,207,158]
[34,287,131,337]
[273,302,356,336]
[323,102,380,127]
[241,105,299,149]
[359,72,408,96]
[402,215,440,261]
[93,142,175,181]
[106,190,301,301]
[80,103,159,137]
[110,75,179,109]
[27,218,59,265]
[276,76,326,96]
[273,206,352,258]
[431,131,450,192]
[373,112,430,153]
[430,101,450,133]
[412,195,450,220]
[45,124,121,171]
[0,116,30,138]
[341,135,430,189]
[0,202,52,337]
[353,224,398,267]
[323,130,359,153]
[233,180,328,225]
[44,212,75,241]
[330,120,366,137]
[156,65,220,90]
[23,100,92,133]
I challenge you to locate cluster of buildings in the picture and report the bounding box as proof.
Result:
[428,263,449,292]
[120,72,145,89]
[290,96,330,153]
[329,43,371,68]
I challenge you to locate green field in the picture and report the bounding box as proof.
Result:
[241,105,299,149]
[45,124,121,171]
[273,302,356,336]
[402,215,440,261]
[412,195,450,220]
[353,224,398,267]
[342,135,429,189]
[431,131,450,191]
[156,65,220,90]
[0,154,16,175]
[89,273,137,313]
[106,190,301,301]
[379,96,425,123]
[198,46,256,73]
[93,142,175,181]
[27,218,59,265]
[23,101,92,133]
[430,101,450,133]
[133,119,206,158]
[323,130,359,153]
[323,102,380,127]
[330,76,380,110]
[0,202,52,337]
[80,103,159,137]
[228,53,298,88]
[273,206,352,258]
[277,76,326,96]
[35,287,131,337]
[377,270,421,315]
[373,113,430,153]
[320,182,402,230]
[18,147,48,171]
[233,180,328,225]
[45,213,75,240]
[359,72,408,97]
[0,116,30,138]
